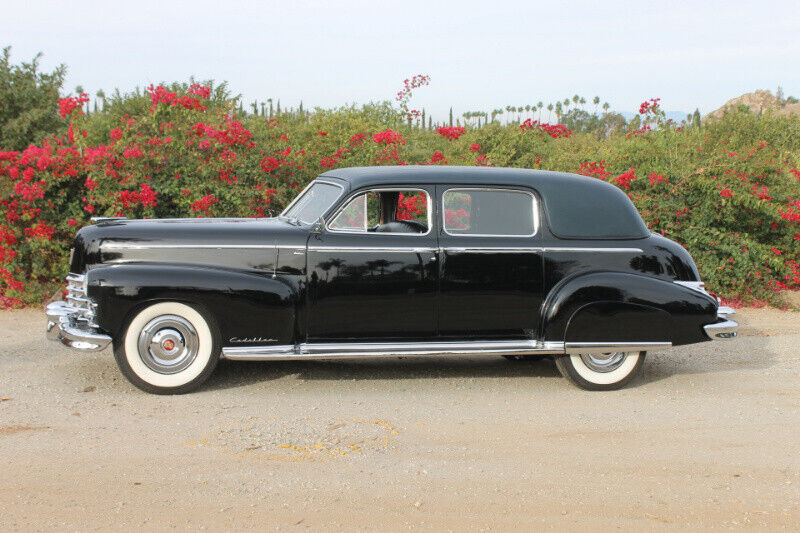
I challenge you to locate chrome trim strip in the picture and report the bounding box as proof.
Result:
[443,247,643,253]
[564,341,672,354]
[101,243,305,251]
[444,247,541,254]
[306,246,644,254]
[90,216,126,224]
[541,247,643,253]
[717,306,735,316]
[223,340,566,360]
[223,339,675,361]
[308,246,437,253]
[442,187,539,238]
[704,318,738,339]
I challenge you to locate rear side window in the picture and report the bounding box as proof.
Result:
[443,188,536,236]
[536,177,649,239]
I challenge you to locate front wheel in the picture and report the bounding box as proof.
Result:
[555,351,645,391]
[113,301,220,394]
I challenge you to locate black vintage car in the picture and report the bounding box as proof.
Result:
[46,166,737,393]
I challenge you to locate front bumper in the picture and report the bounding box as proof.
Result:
[46,300,112,352]
[703,306,738,340]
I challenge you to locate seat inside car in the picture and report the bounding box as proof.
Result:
[371,191,426,233]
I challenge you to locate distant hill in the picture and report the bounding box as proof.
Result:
[705,90,800,120]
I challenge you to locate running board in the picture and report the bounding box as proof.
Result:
[221,340,671,361]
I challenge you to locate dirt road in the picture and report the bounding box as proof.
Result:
[1,307,799,530]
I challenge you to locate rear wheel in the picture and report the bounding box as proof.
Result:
[113,301,220,394]
[555,351,645,390]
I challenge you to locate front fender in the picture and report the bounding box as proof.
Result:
[87,263,296,346]
[541,271,717,346]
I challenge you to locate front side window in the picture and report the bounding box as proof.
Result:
[443,188,536,236]
[329,189,430,234]
[281,181,343,223]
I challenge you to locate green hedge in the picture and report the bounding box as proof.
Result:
[1,82,799,308]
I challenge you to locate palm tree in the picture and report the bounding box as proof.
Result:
[546,103,554,122]
[602,102,610,113]
[555,101,563,120]
[96,89,106,112]
[592,96,600,114]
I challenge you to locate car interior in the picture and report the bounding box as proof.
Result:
[369,191,428,233]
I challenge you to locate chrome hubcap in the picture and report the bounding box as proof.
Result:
[138,315,199,374]
[579,352,627,373]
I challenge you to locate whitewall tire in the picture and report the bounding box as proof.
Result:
[113,301,220,394]
[555,351,645,390]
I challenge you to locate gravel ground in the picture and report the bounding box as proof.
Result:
[1,306,799,530]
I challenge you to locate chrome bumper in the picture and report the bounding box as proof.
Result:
[45,300,112,352]
[703,306,738,340]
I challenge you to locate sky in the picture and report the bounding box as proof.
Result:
[3,0,799,121]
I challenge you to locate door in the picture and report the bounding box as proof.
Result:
[306,186,439,342]
[437,186,545,340]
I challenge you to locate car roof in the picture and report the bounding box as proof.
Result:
[319,165,651,239]
[319,165,597,190]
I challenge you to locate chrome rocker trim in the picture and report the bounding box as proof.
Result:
[222,340,672,361]
[46,301,112,352]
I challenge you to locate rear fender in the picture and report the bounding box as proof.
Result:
[541,271,717,346]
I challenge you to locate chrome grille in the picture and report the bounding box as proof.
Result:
[65,273,98,327]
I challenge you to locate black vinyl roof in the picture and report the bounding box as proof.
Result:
[320,165,592,189]
[319,166,650,239]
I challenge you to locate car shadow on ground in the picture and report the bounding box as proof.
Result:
[203,356,563,391]
[67,323,778,394]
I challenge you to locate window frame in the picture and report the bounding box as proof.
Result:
[326,187,433,237]
[441,187,539,238]
[280,179,345,224]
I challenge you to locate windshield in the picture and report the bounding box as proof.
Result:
[281,181,343,223]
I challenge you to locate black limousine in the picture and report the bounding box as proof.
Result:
[46,166,737,393]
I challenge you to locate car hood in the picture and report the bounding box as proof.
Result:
[69,217,311,273]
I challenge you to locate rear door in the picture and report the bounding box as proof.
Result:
[436,186,545,340]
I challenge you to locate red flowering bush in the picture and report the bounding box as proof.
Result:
[0,80,799,309]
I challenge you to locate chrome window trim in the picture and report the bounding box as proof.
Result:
[279,179,345,223]
[441,187,539,238]
[326,187,433,237]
